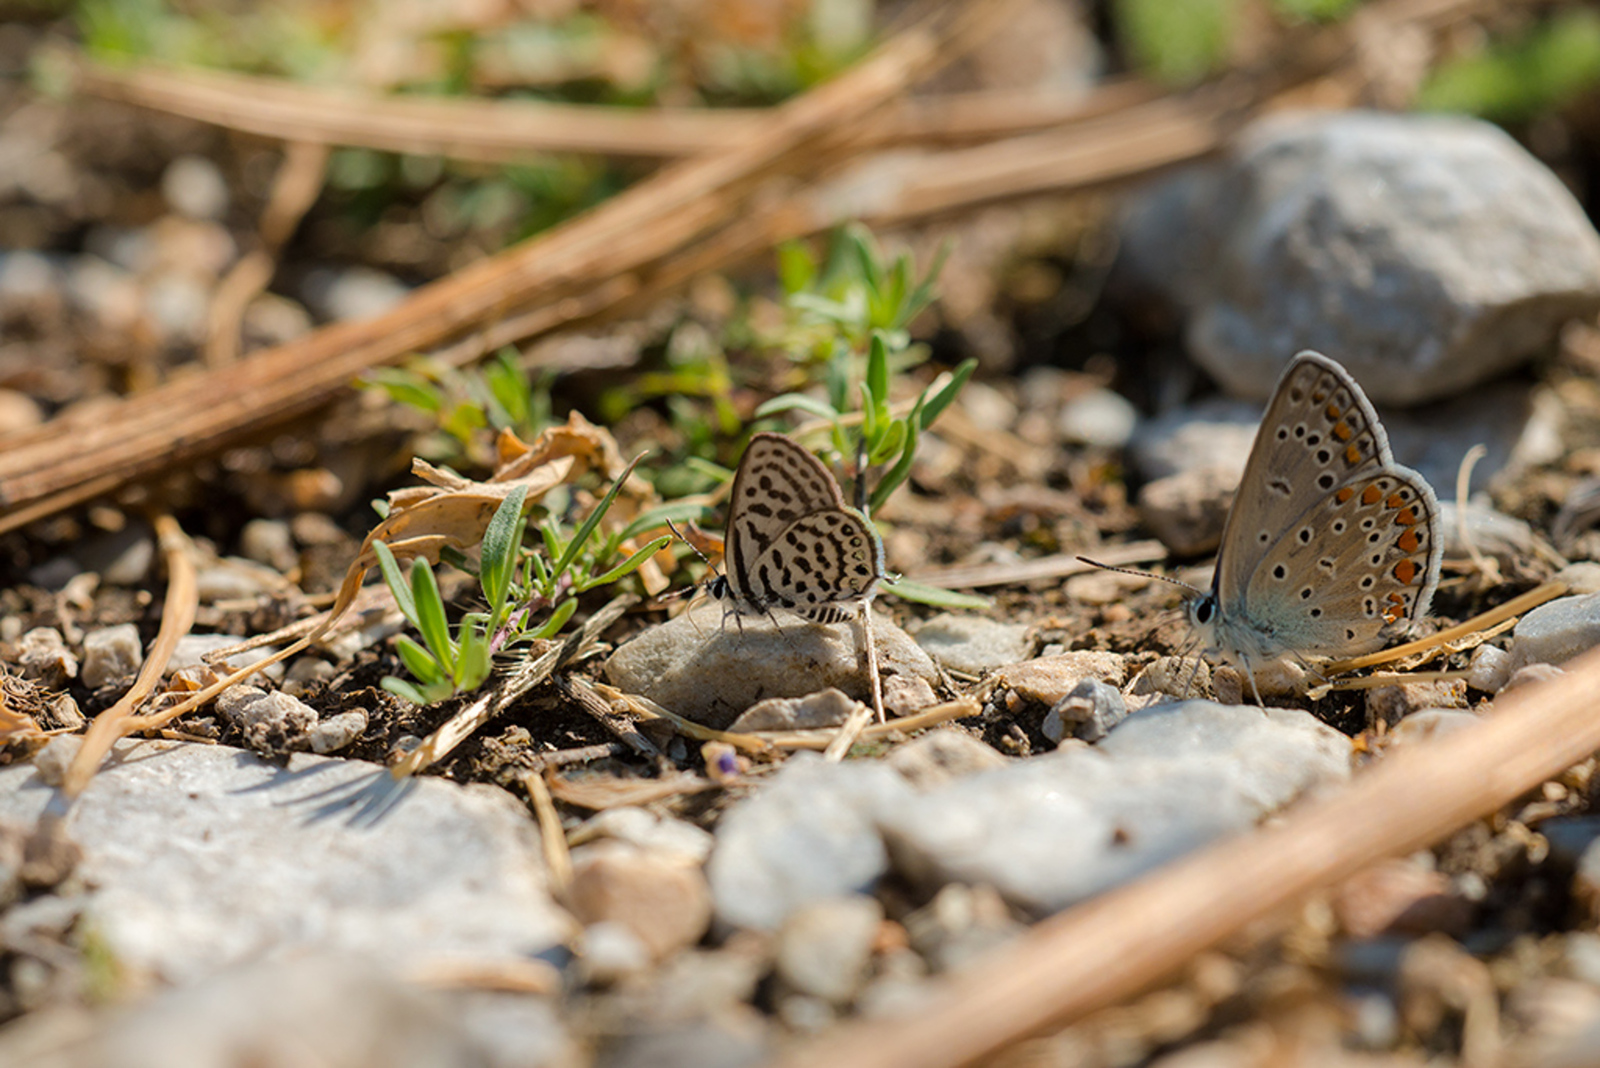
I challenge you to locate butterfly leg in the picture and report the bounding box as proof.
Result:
[859,605,885,724]
[1238,652,1266,709]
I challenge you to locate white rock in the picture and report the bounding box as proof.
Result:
[1386,709,1481,748]
[605,604,937,730]
[169,634,282,680]
[775,895,883,1004]
[161,155,230,220]
[1119,110,1600,406]
[728,688,860,732]
[1468,644,1512,693]
[579,920,652,984]
[1512,593,1600,670]
[886,730,1007,788]
[0,740,573,982]
[1058,387,1139,448]
[215,686,316,751]
[1043,678,1128,744]
[80,623,143,689]
[31,735,82,788]
[881,701,1350,914]
[911,614,1033,675]
[706,754,911,931]
[570,807,714,865]
[17,627,77,687]
[308,709,368,754]
[1136,464,1237,556]
[239,518,297,572]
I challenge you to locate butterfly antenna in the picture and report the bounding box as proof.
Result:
[1075,556,1205,596]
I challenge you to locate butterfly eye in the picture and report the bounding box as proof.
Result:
[1194,600,1215,624]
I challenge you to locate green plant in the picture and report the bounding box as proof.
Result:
[759,224,975,517]
[1417,8,1600,122]
[374,460,672,705]
[361,348,553,464]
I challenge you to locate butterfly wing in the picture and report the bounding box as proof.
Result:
[740,507,884,621]
[723,433,850,604]
[1234,464,1442,657]
[1213,351,1397,613]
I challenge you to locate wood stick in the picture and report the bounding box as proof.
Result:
[777,642,1600,1068]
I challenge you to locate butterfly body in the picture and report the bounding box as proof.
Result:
[1188,351,1442,685]
[708,433,884,625]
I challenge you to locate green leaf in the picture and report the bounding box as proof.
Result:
[394,633,448,687]
[1417,9,1600,121]
[410,559,455,666]
[479,485,530,617]
[381,676,433,706]
[866,332,890,406]
[453,627,491,690]
[530,596,580,640]
[904,238,952,325]
[868,419,905,466]
[755,393,841,422]
[372,542,417,625]
[859,383,880,447]
[621,501,713,541]
[484,348,531,429]
[776,240,817,295]
[553,452,649,580]
[1114,0,1234,86]
[847,223,885,293]
[869,395,923,516]
[361,368,443,413]
[918,358,978,430]
[575,535,674,592]
[880,577,993,611]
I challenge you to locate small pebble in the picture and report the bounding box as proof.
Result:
[1502,663,1566,695]
[0,389,43,435]
[214,686,316,751]
[902,883,1023,973]
[775,895,883,1004]
[161,155,230,220]
[195,558,282,602]
[307,709,367,754]
[568,841,712,961]
[169,635,282,679]
[1333,858,1472,938]
[578,921,652,986]
[17,628,77,688]
[1136,465,1237,557]
[280,657,336,698]
[1386,709,1480,748]
[993,651,1127,706]
[570,807,714,865]
[1365,679,1467,725]
[1042,679,1128,744]
[239,519,297,573]
[1468,644,1512,692]
[886,731,1007,788]
[31,735,83,788]
[1556,562,1600,596]
[80,623,143,689]
[728,688,859,732]
[1057,387,1139,449]
[882,675,938,718]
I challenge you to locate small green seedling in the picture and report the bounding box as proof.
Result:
[375,456,672,706]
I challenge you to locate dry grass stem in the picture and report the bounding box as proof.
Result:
[1326,579,1567,674]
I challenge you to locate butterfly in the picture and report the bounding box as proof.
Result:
[1186,350,1443,696]
[703,432,885,625]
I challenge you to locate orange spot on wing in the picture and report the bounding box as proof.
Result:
[1336,487,1355,503]
[1333,421,1353,441]
[1386,493,1406,509]
[1326,403,1341,420]
[1345,445,1362,465]
[1398,529,1419,553]
[1394,507,1418,526]
[1362,485,1382,506]
[1393,559,1418,585]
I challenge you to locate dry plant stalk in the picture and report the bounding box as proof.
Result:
[0,4,1014,535]
[778,643,1600,1068]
